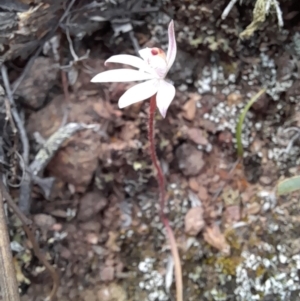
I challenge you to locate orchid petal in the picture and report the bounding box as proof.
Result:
[139,48,152,61]
[166,20,177,71]
[139,48,168,79]
[105,55,154,75]
[156,80,175,118]
[91,69,154,83]
[119,79,159,108]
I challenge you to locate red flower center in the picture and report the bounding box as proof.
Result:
[151,49,159,55]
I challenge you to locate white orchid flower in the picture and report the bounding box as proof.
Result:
[91,20,177,118]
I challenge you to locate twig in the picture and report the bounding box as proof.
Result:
[221,0,239,20]
[0,176,21,301]
[1,64,32,213]
[30,123,100,176]
[0,180,59,301]
[129,31,140,56]
[1,65,29,164]
[148,95,183,301]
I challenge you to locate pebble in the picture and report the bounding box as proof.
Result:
[198,185,208,201]
[186,127,209,145]
[176,143,205,176]
[259,176,272,185]
[185,207,205,236]
[188,177,199,192]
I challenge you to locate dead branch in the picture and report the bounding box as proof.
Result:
[0,176,21,301]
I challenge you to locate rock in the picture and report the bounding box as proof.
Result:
[119,121,139,141]
[227,92,242,106]
[100,266,115,282]
[85,233,99,245]
[199,119,217,134]
[33,214,56,230]
[81,289,97,301]
[218,130,233,144]
[198,185,209,201]
[184,207,205,236]
[77,192,107,222]
[80,221,102,233]
[27,93,103,192]
[176,143,205,176]
[224,205,241,223]
[188,177,199,192]
[185,207,205,236]
[182,94,198,121]
[251,92,270,111]
[186,128,208,145]
[259,176,272,185]
[97,283,127,301]
[16,57,59,109]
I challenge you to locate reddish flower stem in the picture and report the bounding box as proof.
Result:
[148,94,183,301]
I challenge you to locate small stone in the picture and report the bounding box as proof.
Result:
[199,119,218,134]
[244,202,261,215]
[259,176,272,185]
[189,177,199,192]
[33,214,56,230]
[100,266,115,282]
[80,221,101,233]
[51,223,63,232]
[182,96,198,121]
[186,128,208,145]
[16,57,59,109]
[85,233,99,245]
[251,92,269,111]
[198,185,208,201]
[176,143,205,176]
[225,205,241,223]
[97,283,126,301]
[77,192,107,222]
[60,246,72,259]
[218,130,233,144]
[227,93,242,106]
[185,207,205,236]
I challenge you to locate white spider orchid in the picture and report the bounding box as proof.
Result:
[91,20,177,118]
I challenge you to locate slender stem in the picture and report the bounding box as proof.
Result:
[148,95,183,301]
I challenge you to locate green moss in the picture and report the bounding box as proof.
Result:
[216,256,243,276]
[256,264,266,277]
[225,229,242,251]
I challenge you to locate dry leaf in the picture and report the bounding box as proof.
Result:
[203,224,230,255]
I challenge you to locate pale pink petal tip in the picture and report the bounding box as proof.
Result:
[166,20,177,71]
[156,80,176,118]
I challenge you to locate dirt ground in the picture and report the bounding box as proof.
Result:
[2,0,300,301]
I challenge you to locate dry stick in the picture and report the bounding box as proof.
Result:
[148,95,183,301]
[0,180,59,301]
[0,179,21,301]
[1,64,32,213]
[1,65,29,165]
